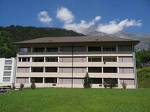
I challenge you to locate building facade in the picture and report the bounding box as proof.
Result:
[0,58,16,87]
[15,36,139,88]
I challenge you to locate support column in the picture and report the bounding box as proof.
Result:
[102,78,104,88]
[43,77,45,84]
[118,78,120,88]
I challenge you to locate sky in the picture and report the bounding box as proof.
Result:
[0,0,150,34]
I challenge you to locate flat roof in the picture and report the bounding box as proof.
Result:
[15,36,139,44]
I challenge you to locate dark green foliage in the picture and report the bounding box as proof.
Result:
[84,73,91,88]
[122,81,127,90]
[31,83,36,89]
[137,67,150,88]
[0,31,16,58]
[19,83,24,91]
[0,26,83,42]
[136,50,150,68]
[0,25,83,58]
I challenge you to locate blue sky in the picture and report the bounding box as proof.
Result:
[0,0,150,34]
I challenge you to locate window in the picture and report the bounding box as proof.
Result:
[31,77,43,83]
[32,57,44,62]
[45,57,58,62]
[45,78,57,83]
[60,46,72,52]
[88,57,101,62]
[46,47,58,52]
[103,56,117,62]
[120,78,135,85]
[59,67,86,73]
[60,46,86,52]
[103,67,117,73]
[88,46,101,52]
[118,56,133,62]
[45,67,57,72]
[4,66,12,70]
[104,78,118,85]
[19,48,31,53]
[31,67,43,72]
[16,77,29,83]
[103,46,116,52]
[119,67,134,74]
[88,67,102,73]
[32,47,45,52]
[3,77,11,82]
[59,78,83,84]
[59,57,86,62]
[3,71,11,76]
[90,78,102,84]
[5,60,12,64]
[17,67,30,73]
[118,45,133,52]
[73,46,86,52]
[18,57,30,62]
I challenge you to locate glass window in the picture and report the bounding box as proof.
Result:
[118,45,133,52]
[90,78,102,84]
[103,56,117,62]
[3,77,11,82]
[19,48,31,53]
[45,57,58,62]
[3,71,11,76]
[17,67,30,73]
[5,60,12,64]
[46,47,58,52]
[32,47,45,52]
[103,67,117,73]
[44,78,57,83]
[45,67,57,72]
[31,67,43,72]
[32,57,44,62]
[88,46,101,52]
[103,46,116,52]
[31,77,43,83]
[4,66,12,70]
[88,57,101,62]
[88,67,102,73]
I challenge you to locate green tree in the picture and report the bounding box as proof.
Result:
[84,73,91,88]
[0,31,16,58]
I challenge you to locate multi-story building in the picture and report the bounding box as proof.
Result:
[0,58,16,87]
[15,36,139,88]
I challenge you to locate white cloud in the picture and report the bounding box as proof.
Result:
[56,7,74,23]
[97,19,141,34]
[38,11,52,24]
[64,16,101,34]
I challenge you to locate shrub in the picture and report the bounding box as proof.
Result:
[31,83,36,89]
[122,81,127,90]
[19,83,24,91]
[12,83,15,90]
[84,73,91,88]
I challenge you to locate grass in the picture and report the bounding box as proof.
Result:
[0,88,150,112]
[137,67,150,88]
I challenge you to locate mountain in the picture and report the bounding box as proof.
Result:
[88,31,150,50]
[0,25,83,58]
[0,25,83,42]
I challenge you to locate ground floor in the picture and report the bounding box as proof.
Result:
[15,77,136,88]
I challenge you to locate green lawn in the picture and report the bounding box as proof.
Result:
[0,88,150,112]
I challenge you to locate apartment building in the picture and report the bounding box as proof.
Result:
[15,36,139,88]
[0,58,16,87]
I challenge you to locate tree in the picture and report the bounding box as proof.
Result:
[0,31,16,58]
[84,73,91,88]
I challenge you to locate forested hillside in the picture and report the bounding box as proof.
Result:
[0,26,83,58]
[0,25,83,42]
